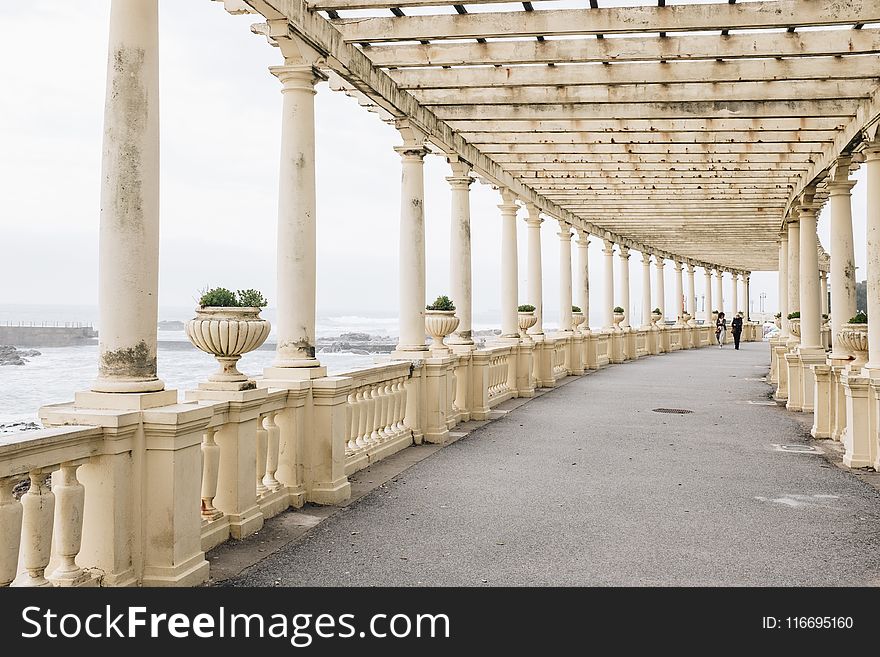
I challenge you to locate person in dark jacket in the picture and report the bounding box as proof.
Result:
[731,312,744,350]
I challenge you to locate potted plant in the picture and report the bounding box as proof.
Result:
[774,312,782,329]
[612,306,625,329]
[787,311,801,338]
[518,304,537,337]
[839,311,868,368]
[571,305,584,328]
[185,287,271,390]
[425,295,459,354]
[650,307,662,326]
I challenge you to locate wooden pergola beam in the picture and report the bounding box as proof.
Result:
[480,143,824,155]
[446,118,847,132]
[462,130,838,145]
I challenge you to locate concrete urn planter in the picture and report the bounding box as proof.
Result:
[613,311,625,329]
[185,307,271,390]
[774,317,782,329]
[650,311,662,327]
[788,319,801,338]
[571,312,584,329]
[425,310,459,354]
[838,324,868,369]
[682,312,692,324]
[518,311,537,337]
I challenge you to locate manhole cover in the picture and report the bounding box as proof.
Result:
[652,408,694,415]
[773,444,821,454]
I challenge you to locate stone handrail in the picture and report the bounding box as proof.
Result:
[1,425,103,587]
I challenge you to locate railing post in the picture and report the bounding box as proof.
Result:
[18,470,55,587]
[470,351,491,420]
[0,477,22,587]
[309,377,353,504]
[49,462,87,585]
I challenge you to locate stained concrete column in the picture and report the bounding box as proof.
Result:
[686,264,697,324]
[524,204,544,336]
[703,268,713,325]
[820,273,829,317]
[714,269,724,318]
[575,230,590,330]
[744,273,751,322]
[618,246,631,327]
[393,133,430,353]
[93,0,163,393]
[827,161,857,359]
[269,63,322,372]
[799,204,822,349]
[673,261,684,325]
[732,272,740,316]
[865,143,880,375]
[779,234,789,338]
[654,257,666,321]
[641,253,653,330]
[558,221,573,332]
[603,240,615,330]
[447,159,474,346]
[788,215,801,318]
[499,188,520,339]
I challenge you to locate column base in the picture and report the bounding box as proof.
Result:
[141,552,209,588]
[74,388,177,411]
[262,365,327,382]
[307,478,352,505]
[225,504,265,540]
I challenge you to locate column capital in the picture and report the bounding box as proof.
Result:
[863,139,880,161]
[641,252,653,266]
[524,202,543,226]
[576,229,590,247]
[497,186,518,210]
[654,255,665,269]
[394,144,430,160]
[618,246,630,259]
[602,239,616,255]
[685,262,696,274]
[673,260,683,272]
[557,221,573,241]
[446,174,474,190]
[826,179,857,196]
[270,64,320,92]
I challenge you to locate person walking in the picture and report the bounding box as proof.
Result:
[716,311,727,347]
[731,312,743,350]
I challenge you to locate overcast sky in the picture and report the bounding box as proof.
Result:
[0,1,869,328]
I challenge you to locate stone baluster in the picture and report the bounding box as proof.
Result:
[0,477,23,587]
[255,416,269,498]
[49,462,86,585]
[263,413,282,491]
[18,471,55,587]
[200,428,222,520]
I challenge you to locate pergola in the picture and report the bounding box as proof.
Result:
[221,0,877,273]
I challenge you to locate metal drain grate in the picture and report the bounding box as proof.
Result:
[652,408,694,415]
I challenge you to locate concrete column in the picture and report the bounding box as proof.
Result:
[524,204,544,336]
[744,273,751,322]
[779,234,789,338]
[499,188,519,339]
[603,240,615,330]
[827,163,858,359]
[447,159,474,346]
[686,264,696,324]
[820,273,829,317]
[654,257,666,321]
[673,261,684,325]
[641,253,653,330]
[732,272,740,316]
[865,143,880,375]
[394,135,430,353]
[799,205,822,349]
[713,269,723,318]
[269,64,322,371]
[703,268,713,325]
[93,0,163,393]
[618,246,631,327]
[576,230,590,330]
[558,221,573,332]
[788,215,801,316]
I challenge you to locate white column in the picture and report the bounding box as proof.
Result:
[799,204,822,349]
[558,221,573,332]
[270,64,322,370]
[704,267,713,325]
[714,269,724,318]
[654,257,666,321]
[641,253,653,330]
[788,215,801,316]
[618,246,631,327]
[499,188,520,339]
[93,0,163,393]
[447,159,474,346]
[603,240,615,329]
[673,261,684,324]
[394,135,429,353]
[525,204,544,336]
[865,143,880,374]
[827,163,857,358]
[744,273,751,322]
[820,273,829,317]
[686,264,696,324]
[779,234,790,337]
[732,272,740,316]
[576,230,590,330]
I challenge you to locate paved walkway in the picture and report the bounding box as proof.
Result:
[226,342,880,586]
